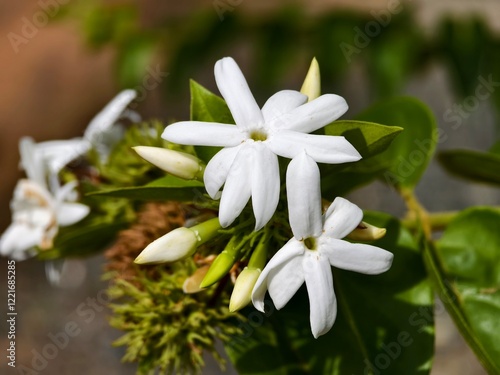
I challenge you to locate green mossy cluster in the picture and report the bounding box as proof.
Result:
[107,260,243,375]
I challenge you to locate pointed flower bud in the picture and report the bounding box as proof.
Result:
[133,146,204,180]
[229,267,261,312]
[200,236,242,288]
[134,218,221,264]
[346,221,387,241]
[229,234,268,312]
[183,265,210,294]
[300,57,321,102]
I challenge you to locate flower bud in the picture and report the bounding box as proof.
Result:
[183,265,210,294]
[229,267,261,312]
[133,146,204,180]
[135,218,221,264]
[346,221,387,241]
[134,227,198,264]
[300,57,321,102]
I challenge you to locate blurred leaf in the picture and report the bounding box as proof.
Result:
[226,211,434,375]
[431,208,500,374]
[89,175,205,201]
[489,141,500,155]
[189,80,234,162]
[438,149,500,186]
[438,18,489,97]
[356,97,437,189]
[116,35,158,88]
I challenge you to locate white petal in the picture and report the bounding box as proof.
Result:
[162,121,245,147]
[268,130,361,164]
[267,255,304,310]
[57,203,90,227]
[214,57,263,130]
[286,152,323,239]
[84,89,137,141]
[252,238,305,312]
[323,197,363,239]
[268,94,348,133]
[218,145,253,227]
[0,223,42,260]
[303,251,337,338]
[321,237,394,275]
[251,143,280,230]
[204,145,241,198]
[54,181,79,203]
[37,139,91,175]
[19,137,46,187]
[261,90,307,125]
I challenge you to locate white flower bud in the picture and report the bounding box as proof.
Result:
[300,57,321,102]
[346,221,387,241]
[133,146,203,180]
[229,267,261,312]
[134,227,198,264]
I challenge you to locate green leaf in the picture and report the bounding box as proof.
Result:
[438,149,500,186]
[189,80,234,162]
[226,212,434,375]
[324,120,403,159]
[356,97,437,189]
[88,175,205,201]
[431,208,500,374]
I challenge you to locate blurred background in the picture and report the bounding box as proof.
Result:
[1,0,500,373]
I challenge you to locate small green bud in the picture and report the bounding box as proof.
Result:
[200,236,241,288]
[346,221,387,241]
[133,146,204,180]
[229,267,261,312]
[135,218,221,264]
[300,57,321,102]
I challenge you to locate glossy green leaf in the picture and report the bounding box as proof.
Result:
[226,211,434,375]
[88,175,205,201]
[438,149,500,186]
[356,97,437,189]
[432,208,500,374]
[189,80,234,162]
[324,120,403,159]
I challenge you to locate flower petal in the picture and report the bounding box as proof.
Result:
[204,145,241,199]
[303,251,337,338]
[162,121,245,147]
[214,57,263,130]
[252,238,305,313]
[251,143,280,230]
[218,145,253,227]
[0,223,42,260]
[321,237,394,275]
[267,130,361,164]
[286,152,323,239]
[268,94,348,133]
[19,137,46,188]
[57,203,90,227]
[261,90,307,125]
[267,255,304,310]
[84,89,137,141]
[37,139,91,175]
[323,197,363,239]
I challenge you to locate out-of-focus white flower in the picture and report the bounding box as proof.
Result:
[163,57,360,230]
[0,138,89,260]
[252,152,393,338]
[37,89,139,174]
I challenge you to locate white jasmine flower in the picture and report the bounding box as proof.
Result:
[37,89,139,175]
[162,57,361,230]
[0,138,90,260]
[252,152,393,338]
